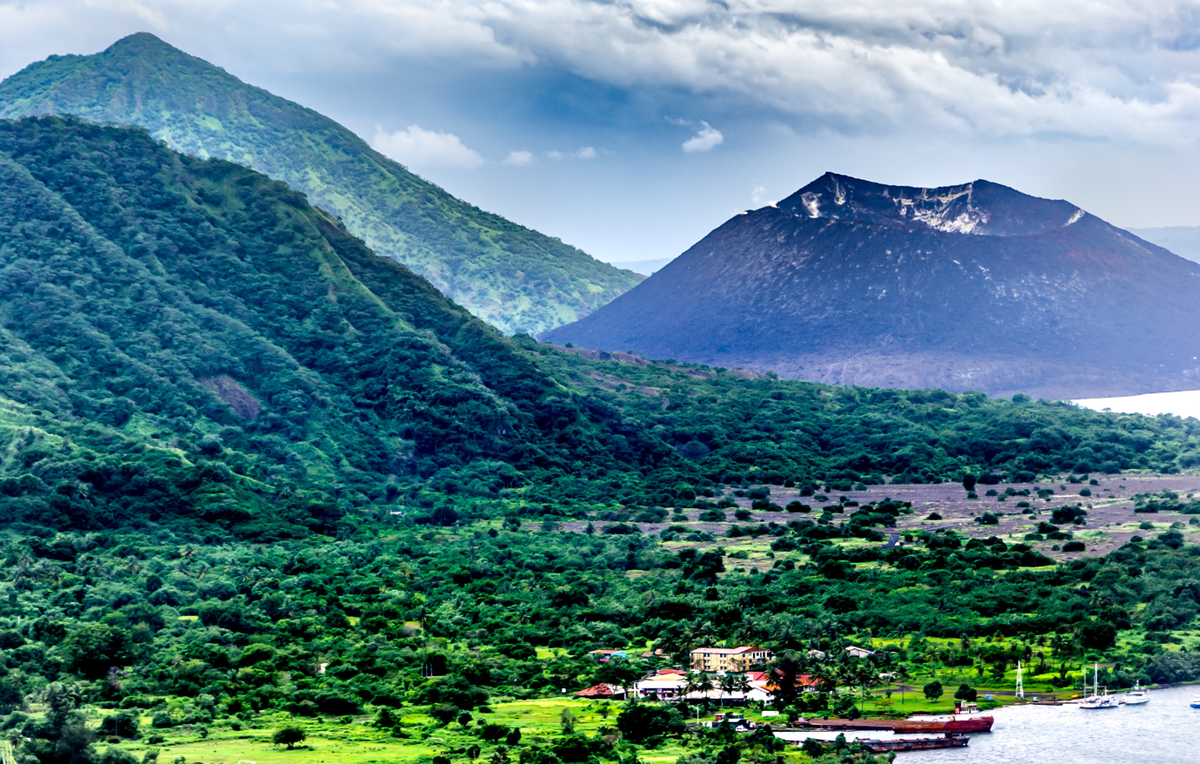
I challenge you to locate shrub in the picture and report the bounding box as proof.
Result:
[616,703,685,743]
[272,727,306,750]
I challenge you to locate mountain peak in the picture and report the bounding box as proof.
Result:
[108,32,174,51]
[0,35,641,336]
[545,172,1200,398]
[777,172,1084,237]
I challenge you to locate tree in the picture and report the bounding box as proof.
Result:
[768,651,802,707]
[954,685,977,702]
[272,727,306,750]
[480,724,509,742]
[616,702,685,743]
[962,474,977,492]
[718,674,738,705]
[559,708,576,734]
[923,681,943,700]
[593,657,644,689]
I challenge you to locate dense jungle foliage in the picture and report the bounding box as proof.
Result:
[1,515,1198,764]
[0,116,1196,540]
[2,117,1200,764]
[0,33,642,335]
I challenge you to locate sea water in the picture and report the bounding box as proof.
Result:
[776,685,1200,762]
[901,685,1198,762]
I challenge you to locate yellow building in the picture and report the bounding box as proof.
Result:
[690,646,774,672]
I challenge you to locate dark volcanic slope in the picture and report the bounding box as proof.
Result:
[543,173,1200,398]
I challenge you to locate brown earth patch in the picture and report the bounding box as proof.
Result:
[198,374,261,421]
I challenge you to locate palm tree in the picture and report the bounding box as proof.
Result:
[735,672,753,697]
[719,674,738,706]
[683,671,703,703]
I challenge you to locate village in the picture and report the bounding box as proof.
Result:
[574,645,876,705]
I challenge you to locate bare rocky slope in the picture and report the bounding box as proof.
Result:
[543,172,1200,398]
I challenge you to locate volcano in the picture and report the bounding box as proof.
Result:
[543,172,1200,398]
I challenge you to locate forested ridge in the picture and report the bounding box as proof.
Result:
[1,117,1200,764]
[0,32,642,335]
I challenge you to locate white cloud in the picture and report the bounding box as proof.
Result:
[545,147,598,159]
[503,150,534,166]
[8,1,1200,147]
[312,0,1200,146]
[682,121,723,152]
[371,124,484,170]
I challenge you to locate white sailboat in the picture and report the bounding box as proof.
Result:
[1079,663,1119,709]
[1125,681,1150,705]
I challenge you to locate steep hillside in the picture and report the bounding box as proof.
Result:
[0,116,670,537]
[544,173,1200,398]
[1,123,1194,543]
[0,33,641,335]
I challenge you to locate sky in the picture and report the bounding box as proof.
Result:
[4,1,1200,265]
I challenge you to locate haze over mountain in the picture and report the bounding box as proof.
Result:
[544,172,1200,399]
[0,33,640,335]
[1128,226,1200,264]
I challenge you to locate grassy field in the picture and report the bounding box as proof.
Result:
[87,699,645,764]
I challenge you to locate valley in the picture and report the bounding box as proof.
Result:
[1,54,1200,764]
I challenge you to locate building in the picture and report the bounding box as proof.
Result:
[576,683,627,699]
[635,670,688,700]
[587,649,627,663]
[845,645,876,659]
[690,646,774,673]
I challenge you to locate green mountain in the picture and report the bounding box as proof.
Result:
[0,116,666,538]
[0,32,641,335]
[0,116,1195,544]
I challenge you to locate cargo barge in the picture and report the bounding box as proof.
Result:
[795,715,994,734]
[860,734,970,753]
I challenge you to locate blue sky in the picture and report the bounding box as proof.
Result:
[4,1,1200,264]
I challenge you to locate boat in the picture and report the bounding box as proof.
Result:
[1125,682,1150,706]
[795,716,994,733]
[1190,695,1200,709]
[1079,663,1120,710]
[860,735,970,753]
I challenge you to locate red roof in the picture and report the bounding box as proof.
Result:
[576,684,624,697]
[657,668,687,675]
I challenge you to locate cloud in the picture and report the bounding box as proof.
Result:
[545,147,598,159]
[682,122,723,152]
[503,150,534,166]
[371,125,484,170]
[294,0,1200,146]
[7,1,1200,147]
